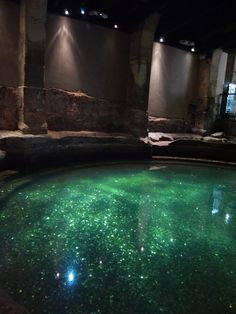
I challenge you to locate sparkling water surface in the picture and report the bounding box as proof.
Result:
[0,161,236,313]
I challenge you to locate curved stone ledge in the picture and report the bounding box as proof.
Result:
[0,132,151,169]
[152,139,236,162]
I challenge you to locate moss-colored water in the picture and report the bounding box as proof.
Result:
[0,162,236,313]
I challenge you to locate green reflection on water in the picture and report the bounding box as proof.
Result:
[0,162,236,313]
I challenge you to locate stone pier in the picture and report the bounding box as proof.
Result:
[18,0,48,134]
[125,13,159,137]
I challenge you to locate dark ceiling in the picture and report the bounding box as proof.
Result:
[47,0,236,55]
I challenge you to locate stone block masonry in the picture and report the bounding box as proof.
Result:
[45,89,124,132]
[0,87,18,130]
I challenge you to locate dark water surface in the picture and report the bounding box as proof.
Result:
[0,162,236,313]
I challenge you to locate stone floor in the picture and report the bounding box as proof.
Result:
[0,130,134,140]
[143,132,236,146]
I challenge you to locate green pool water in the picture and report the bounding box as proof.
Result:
[0,161,236,313]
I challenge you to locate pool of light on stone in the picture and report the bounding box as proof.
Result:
[0,161,236,313]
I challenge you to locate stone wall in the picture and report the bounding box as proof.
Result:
[0,1,19,87]
[45,89,125,132]
[0,86,18,130]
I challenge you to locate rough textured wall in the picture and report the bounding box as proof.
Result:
[195,59,211,129]
[148,43,198,119]
[45,89,124,132]
[0,1,19,87]
[45,15,130,101]
[0,86,18,130]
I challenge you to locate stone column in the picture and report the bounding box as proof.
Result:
[18,0,47,134]
[204,48,227,130]
[195,58,211,129]
[125,13,160,137]
[220,52,236,115]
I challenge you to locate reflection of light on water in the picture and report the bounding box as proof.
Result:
[67,271,75,284]
[225,213,231,224]
[212,187,222,215]
[149,166,166,171]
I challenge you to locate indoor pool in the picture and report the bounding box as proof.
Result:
[0,161,236,313]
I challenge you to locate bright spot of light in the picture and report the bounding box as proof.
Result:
[64,9,69,16]
[191,47,195,52]
[159,37,164,43]
[114,24,118,29]
[67,271,75,283]
[225,213,231,224]
[80,8,85,15]
[141,246,144,252]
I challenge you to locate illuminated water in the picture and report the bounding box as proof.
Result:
[0,161,236,313]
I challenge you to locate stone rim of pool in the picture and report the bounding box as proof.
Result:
[0,159,236,314]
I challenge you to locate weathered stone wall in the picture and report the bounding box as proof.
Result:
[0,86,18,130]
[45,89,125,132]
[0,1,19,87]
[195,58,211,129]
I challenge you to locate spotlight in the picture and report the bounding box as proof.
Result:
[114,24,118,29]
[159,37,164,43]
[64,9,69,16]
[191,47,195,52]
[80,8,85,15]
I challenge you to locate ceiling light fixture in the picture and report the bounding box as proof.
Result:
[89,11,108,19]
[179,40,195,47]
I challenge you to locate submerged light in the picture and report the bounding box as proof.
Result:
[67,271,75,284]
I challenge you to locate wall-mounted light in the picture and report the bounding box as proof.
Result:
[89,10,108,19]
[159,37,164,43]
[64,9,69,16]
[80,8,85,15]
[180,39,195,47]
